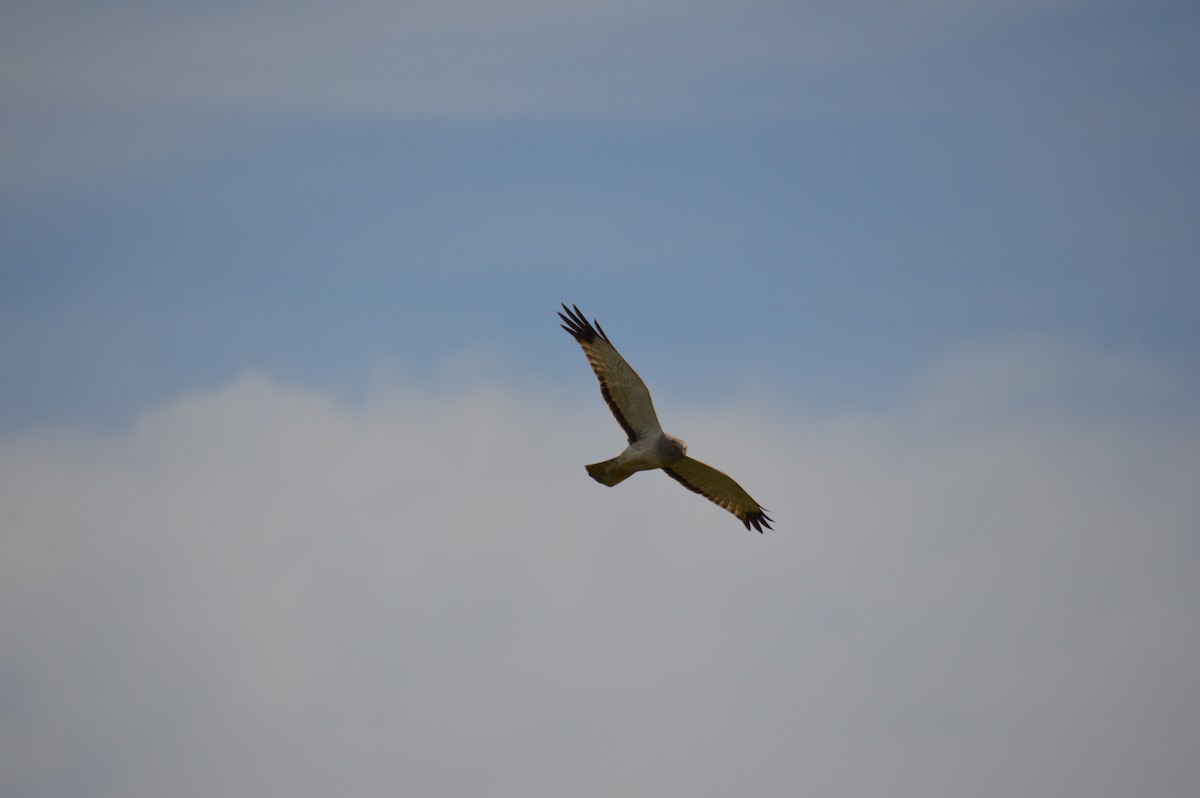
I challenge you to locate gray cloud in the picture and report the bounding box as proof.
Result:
[2,342,1197,797]
[1,1,1084,115]
[0,0,1100,188]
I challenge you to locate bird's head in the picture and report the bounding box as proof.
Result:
[663,434,687,461]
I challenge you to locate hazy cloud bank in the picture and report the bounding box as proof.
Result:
[2,341,1197,797]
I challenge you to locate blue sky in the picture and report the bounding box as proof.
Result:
[2,0,1197,428]
[3,2,1199,797]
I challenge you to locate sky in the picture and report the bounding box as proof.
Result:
[2,1,1199,796]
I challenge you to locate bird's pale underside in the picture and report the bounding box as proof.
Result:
[559,303,773,533]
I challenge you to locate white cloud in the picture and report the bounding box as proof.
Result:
[2,342,1197,797]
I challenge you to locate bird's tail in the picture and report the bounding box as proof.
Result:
[586,458,633,487]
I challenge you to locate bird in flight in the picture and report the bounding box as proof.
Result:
[559,303,773,533]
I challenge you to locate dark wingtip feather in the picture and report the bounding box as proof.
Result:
[744,510,774,534]
[558,303,611,345]
[558,303,592,343]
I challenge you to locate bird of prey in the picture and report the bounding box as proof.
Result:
[559,303,773,533]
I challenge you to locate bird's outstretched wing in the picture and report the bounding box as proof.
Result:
[558,303,663,443]
[663,456,774,533]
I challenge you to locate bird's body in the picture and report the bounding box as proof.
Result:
[558,303,773,533]
[586,432,687,487]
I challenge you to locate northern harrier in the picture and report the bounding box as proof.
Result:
[559,303,773,533]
